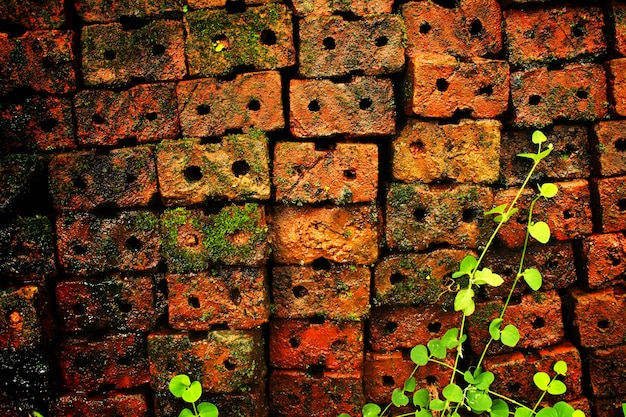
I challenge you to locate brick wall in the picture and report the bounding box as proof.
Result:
[1,0,625,416]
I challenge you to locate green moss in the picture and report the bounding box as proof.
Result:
[17,216,53,248]
[388,183,417,208]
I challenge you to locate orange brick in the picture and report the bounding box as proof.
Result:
[291,0,393,17]
[605,59,626,116]
[570,287,626,348]
[591,176,626,233]
[610,1,626,56]
[589,343,626,397]
[581,233,626,289]
[593,121,626,177]
[0,286,46,350]
[51,393,149,417]
[0,0,66,29]
[76,0,181,22]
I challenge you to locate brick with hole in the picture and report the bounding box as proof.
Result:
[56,211,161,275]
[291,0,393,17]
[147,330,266,393]
[269,318,363,371]
[298,14,405,77]
[593,121,626,177]
[184,3,295,77]
[588,343,626,397]
[76,0,181,22]
[401,0,502,58]
[581,232,626,290]
[392,119,501,184]
[59,333,150,392]
[403,53,509,119]
[569,286,626,348]
[0,286,49,350]
[510,63,608,127]
[0,31,76,94]
[269,204,380,265]
[610,1,626,56]
[273,142,378,204]
[272,263,370,321]
[503,6,606,69]
[0,0,66,30]
[385,183,493,251]
[605,59,626,117]
[49,147,158,211]
[0,215,56,279]
[270,370,363,417]
[591,176,626,233]
[167,267,269,330]
[50,393,149,417]
[289,77,395,138]
[81,21,185,87]
[176,71,283,138]
[75,83,179,147]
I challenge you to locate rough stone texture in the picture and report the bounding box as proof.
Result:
[580,232,626,289]
[0,286,46,350]
[0,215,56,279]
[595,397,626,417]
[291,0,393,16]
[50,393,149,417]
[593,120,626,177]
[570,286,626,348]
[591,176,626,233]
[611,0,626,56]
[76,0,182,22]
[0,0,66,30]
[605,58,626,116]
[392,119,501,183]
[154,389,268,417]
[588,343,626,397]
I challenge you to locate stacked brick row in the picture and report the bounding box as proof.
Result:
[1,0,626,416]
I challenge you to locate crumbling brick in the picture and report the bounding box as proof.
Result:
[154,389,267,417]
[76,0,182,22]
[0,286,46,350]
[595,396,626,417]
[593,120,626,177]
[570,286,626,348]
[589,343,626,397]
[591,176,626,233]
[291,0,393,17]
[50,393,149,417]
[610,1,626,56]
[0,0,66,30]
[581,233,626,289]
[0,215,56,279]
[605,59,626,116]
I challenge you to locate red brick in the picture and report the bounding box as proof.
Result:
[167,267,268,330]
[272,264,370,321]
[50,393,148,417]
[269,204,380,265]
[75,83,179,147]
[184,3,295,77]
[0,154,46,217]
[589,343,626,397]
[298,15,405,77]
[0,0,66,30]
[157,134,270,206]
[292,0,393,17]
[606,59,626,116]
[593,121,626,177]
[0,31,76,94]
[154,389,267,417]
[56,211,161,275]
[177,71,283,138]
[269,318,363,371]
[610,1,626,56]
[273,142,378,204]
[81,21,185,87]
[581,233,626,289]
[504,7,606,68]
[591,176,626,233]
[392,119,501,184]
[59,333,150,392]
[0,215,56,279]
[0,286,45,350]
[570,287,626,348]
[160,204,269,272]
[403,53,509,119]
[401,0,502,58]
[510,63,609,127]
[76,0,181,22]
[595,396,626,417]
[386,183,493,251]
[270,370,364,417]
[289,77,395,138]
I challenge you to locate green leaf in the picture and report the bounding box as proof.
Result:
[522,268,543,291]
[442,383,464,403]
[529,221,551,244]
[415,410,433,417]
[466,389,492,413]
[442,328,460,349]
[517,152,541,163]
[537,145,554,161]
[427,339,447,359]
[473,371,495,390]
[392,388,410,407]
[500,324,520,347]
[489,318,503,340]
[547,380,567,395]
[363,403,382,417]
[533,131,547,144]
[537,408,559,417]
[553,361,567,376]
[552,401,575,417]
[572,410,585,417]
[429,399,446,411]
[169,374,192,398]
[515,407,534,417]
[404,377,417,392]
[179,409,194,417]
[411,345,430,366]
[490,399,510,417]
[539,183,558,199]
[181,380,202,404]
[494,207,518,223]
[413,388,431,408]
[485,204,507,216]
[198,402,219,417]
[534,372,551,391]
[452,255,478,278]
[474,268,504,287]
[454,288,475,315]
[622,404,626,417]
[338,414,352,417]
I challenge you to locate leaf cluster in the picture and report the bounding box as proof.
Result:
[169,375,219,417]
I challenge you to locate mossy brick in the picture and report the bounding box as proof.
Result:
[55,274,163,333]
[494,179,593,248]
[0,215,56,279]
[147,330,266,393]
[273,142,378,205]
[580,233,626,290]
[0,286,46,350]
[0,0,66,30]
[154,389,267,417]
[269,204,380,265]
[75,83,180,147]
[291,0,393,17]
[81,21,185,87]
[269,318,363,371]
[483,341,583,404]
[392,119,501,184]
[184,3,295,77]
[0,154,47,217]
[503,6,606,69]
[569,287,626,348]
[269,370,364,417]
[605,59,626,116]
[187,0,272,9]
[272,264,370,321]
[401,0,502,58]
[0,31,76,94]
[588,343,626,397]
[510,63,609,128]
[499,125,591,186]
[373,250,471,308]
[591,176,626,233]
[56,211,161,275]
[176,71,284,137]
[385,183,493,251]
[593,121,626,177]
[167,267,269,330]
[289,76,395,138]
[49,146,158,211]
[0,95,76,152]
[403,53,509,119]
[298,14,405,78]
[50,393,149,417]
[610,1,626,56]
[76,0,182,22]
[157,133,270,206]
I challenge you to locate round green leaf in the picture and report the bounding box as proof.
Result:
[181,380,202,403]
[404,376,417,392]
[338,414,352,417]
[529,221,551,244]
[198,402,219,417]
[552,401,575,417]
[474,268,504,287]
[553,361,567,376]
[428,338,447,359]
[489,318,503,340]
[179,408,194,417]
[453,255,478,278]
[490,399,510,417]
[411,345,430,366]
[442,328,460,349]
[463,370,475,384]
[572,410,585,417]
[515,407,534,417]
[442,383,464,403]
[539,183,558,199]
[534,372,551,391]
[416,409,433,417]
[169,374,192,397]
[536,408,558,417]
[429,399,446,411]
[533,131,547,144]
[523,268,543,291]
[466,390,492,412]
[363,403,381,417]
[500,324,520,347]
[392,388,410,407]
[547,380,567,395]
[454,288,475,315]
[473,371,495,390]
[413,388,430,408]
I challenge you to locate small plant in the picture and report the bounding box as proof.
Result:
[169,374,219,417]
[340,131,586,417]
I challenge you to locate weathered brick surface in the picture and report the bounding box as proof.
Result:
[386,183,493,251]
[177,71,283,137]
[404,53,509,119]
[595,396,626,417]
[76,0,181,22]
[392,119,501,184]
[0,154,47,217]
[0,0,66,30]
[570,287,626,348]
[273,142,378,204]
[289,77,395,138]
[589,343,626,397]
[593,121,626,177]
[606,59,626,116]
[401,0,503,58]
[292,0,393,16]
[611,1,626,56]
[591,176,626,233]
[184,3,295,77]
[0,286,46,350]
[50,393,149,417]
[155,389,268,417]
[157,134,270,206]
[581,233,626,289]
[0,215,56,279]
[298,15,405,78]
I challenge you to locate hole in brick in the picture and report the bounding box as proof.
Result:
[528,95,542,105]
[188,296,200,308]
[390,272,407,285]
[563,210,573,219]
[414,207,428,222]
[117,356,131,366]
[224,359,236,370]
[289,337,300,348]
[72,176,87,190]
[576,89,588,99]
[72,303,86,315]
[597,319,611,329]
[572,22,586,37]
[92,114,106,125]
[432,0,458,8]
[125,236,142,252]
[375,36,388,47]
[184,166,203,182]
[306,364,325,378]
[196,104,211,115]
[145,112,158,121]
[210,323,230,330]
[308,100,321,112]
[38,118,59,132]
[292,285,309,298]
[428,321,442,333]
[120,15,148,30]
[151,44,166,56]
[125,172,137,184]
[609,252,622,266]
[322,37,336,50]
[311,314,326,324]
[229,288,242,305]
[462,208,478,223]
[331,338,347,350]
[211,34,229,51]
[619,199,626,211]
[478,85,493,96]
[507,381,521,393]
[531,317,545,329]
[613,137,626,151]
[247,99,261,111]
[0,21,27,37]
[503,266,515,276]
[436,78,449,92]
[184,234,199,247]
[359,98,373,110]
[469,19,483,36]
[410,141,426,155]
[225,0,246,13]
[312,257,332,270]
[232,160,250,177]
[260,29,277,45]
[103,50,117,60]
[334,11,362,21]
[382,376,395,387]
[73,243,87,255]
[420,22,432,34]
[314,141,336,151]
[426,375,437,384]
[385,321,398,334]
[117,300,132,313]
[343,169,357,180]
